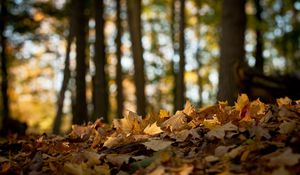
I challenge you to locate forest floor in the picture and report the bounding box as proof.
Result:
[1,94,300,175]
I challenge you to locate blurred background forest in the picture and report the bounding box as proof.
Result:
[1,0,300,134]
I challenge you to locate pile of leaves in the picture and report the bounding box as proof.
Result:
[1,94,300,175]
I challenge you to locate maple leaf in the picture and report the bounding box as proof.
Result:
[144,122,163,135]
[235,94,249,111]
[183,101,197,118]
[203,116,221,129]
[103,135,123,148]
[143,139,173,151]
[277,97,292,107]
[161,111,188,132]
[68,125,92,141]
[159,109,170,119]
[207,122,238,139]
[249,99,266,118]
[113,111,143,135]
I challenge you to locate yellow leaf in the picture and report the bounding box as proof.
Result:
[159,109,170,119]
[183,101,197,118]
[103,135,123,148]
[249,99,266,117]
[203,116,221,129]
[277,97,292,107]
[235,94,249,111]
[113,111,143,135]
[144,122,163,135]
[143,139,173,151]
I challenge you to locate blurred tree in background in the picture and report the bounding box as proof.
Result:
[1,0,300,134]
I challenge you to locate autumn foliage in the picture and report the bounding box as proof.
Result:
[1,94,300,174]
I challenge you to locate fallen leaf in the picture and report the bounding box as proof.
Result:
[159,110,170,119]
[207,122,238,139]
[235,94,249,111]
[277,97,292,107]
[279,121,296,134]
[183,101,197,118]
[203,116,220,129]
[268,148,300,167]
[103,135,123,148]
[178,164,194,175]
[143,139,173,151]
[249,99,266,118]
[144,122,163,135]
[215,145,236,157]
[271,166,290,175]
[63,162,84,175]
[172,129,190,142]
[149,166,165,175]
[205,155,219,162]
[113,111,143,135]
[106,154,131,167]
[161,111,188,132]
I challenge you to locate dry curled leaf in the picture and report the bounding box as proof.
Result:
[144,122,163,135]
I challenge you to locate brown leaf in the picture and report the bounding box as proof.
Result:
[207,122,238,139]
[106,154,131,167]
[161,111,188,132]
[268,148,300,167]
[143,139,173,151]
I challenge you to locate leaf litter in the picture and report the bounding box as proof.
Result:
[1,94,300,174]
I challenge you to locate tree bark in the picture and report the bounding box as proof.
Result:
[0,0,10,126]
[195,1,203,107]
[126,0,146,116]
[254,0,264,73]
[73,0,88,124]
[217,0,246,104]
[176,0,185,110]
[171,0,178,112]
[52,1,75,134]
[92,0,109,122]
[116,0,124,118]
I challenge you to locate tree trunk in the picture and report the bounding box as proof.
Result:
[171,0,178,113]
[195,1,203,107]
[92,0,109,122]
[116,0,124,118]
[73,0,88,124]
[254,0,264,73]
[176,0,185,110]
[126,0,146,116]
[52,2,75,134]
[217,0,246,104]
[0,0,10,127]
